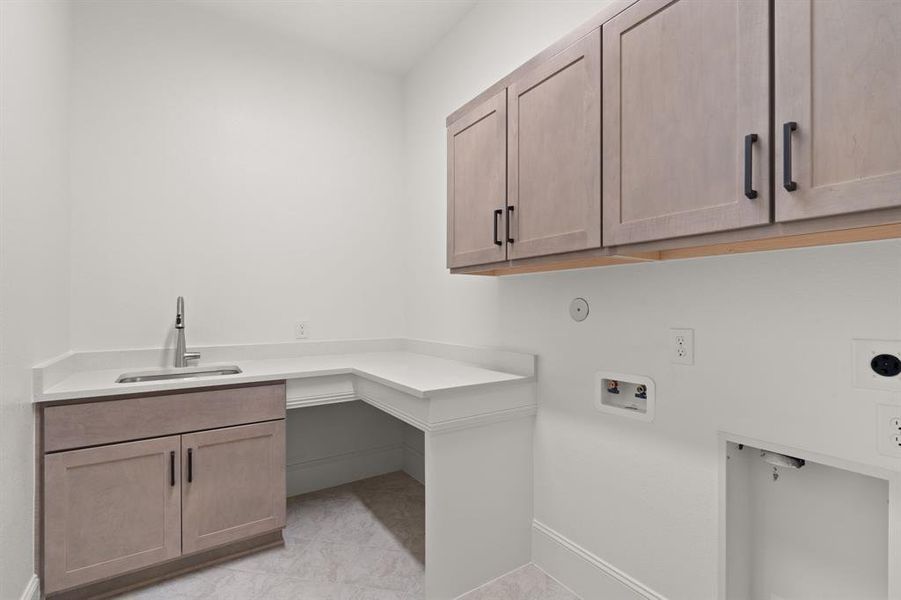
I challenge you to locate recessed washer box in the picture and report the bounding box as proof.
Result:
[724,439,890,600]
[594,371,655,422]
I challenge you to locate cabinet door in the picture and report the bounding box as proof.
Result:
[447,90,507,268]
[182,421,285,554]
[508,29,601,259]
[603,0,770,245]
[44,436,181,593]
[775,0,901,222]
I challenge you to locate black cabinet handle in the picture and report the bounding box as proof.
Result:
[493,209,503,246]
[169,451,175,487]
[783,121,797,191]
[744,133,758,199]
[506,206,515,243]
[187,448,193,482]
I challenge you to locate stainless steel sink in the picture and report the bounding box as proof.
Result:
[116,365,242,384]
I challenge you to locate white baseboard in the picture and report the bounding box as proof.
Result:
[402,442,425,484]
[286,444,404,496]
[19,575,39,600]
[532,520,667,600]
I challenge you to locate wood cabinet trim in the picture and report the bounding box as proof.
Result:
[45,531,283,600]
[452,219,901,276]
[657,222,901,261]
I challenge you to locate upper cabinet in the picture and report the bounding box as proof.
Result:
[447,0,901,274]
[447,90,508,268]
[602,0,770,246]
[507,29,602,259]
[775,0,901,222]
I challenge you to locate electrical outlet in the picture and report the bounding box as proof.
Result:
[853,339,901,391]
[877,404,901,457]
[671,328,694,365]
[294,321,309,340]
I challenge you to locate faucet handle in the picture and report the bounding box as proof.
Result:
[175,296,185,329]
[184,351,201,363]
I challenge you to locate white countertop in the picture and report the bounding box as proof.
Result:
[34,340,535,402]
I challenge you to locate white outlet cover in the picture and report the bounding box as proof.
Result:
[294,321,309,340]
[853,339,901,391]
[878,404,901,457]
[671,328,694,365]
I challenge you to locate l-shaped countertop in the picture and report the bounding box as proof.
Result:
[33,339,536,402]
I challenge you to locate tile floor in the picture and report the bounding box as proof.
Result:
[116,471,578,600]
[458,565,579,600]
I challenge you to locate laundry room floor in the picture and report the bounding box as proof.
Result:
[115,472,577,600]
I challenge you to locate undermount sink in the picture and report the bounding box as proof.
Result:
[116,365,242,384]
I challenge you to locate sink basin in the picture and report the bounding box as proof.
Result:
[116,365,242,384]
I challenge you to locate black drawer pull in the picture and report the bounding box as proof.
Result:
[744,133,758,199]
[187,448,193,483]
[169,451,175,487]
[506,206,515,243]
[783,121,797,191]
[493,209,503,246]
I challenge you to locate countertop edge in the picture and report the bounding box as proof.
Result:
[33,339,536,403]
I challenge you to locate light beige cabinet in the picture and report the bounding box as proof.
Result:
[602,0,770,246]
[447,90,507,268]
[182,421,286,553]
[446,0,901,274]
[507,29,601,259]
[44,436,182,593]
[41,383,286,596]
[775,0,901,222]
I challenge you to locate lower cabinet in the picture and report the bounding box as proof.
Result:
[182,421,286,553]
[41,383,287,596]
[44,436,183,593]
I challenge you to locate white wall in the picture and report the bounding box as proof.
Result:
[68,0,407,351]
[402,2,901,598]
[0,1,72,598]
[285,401,423,496]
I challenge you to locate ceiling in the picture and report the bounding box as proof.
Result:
[191,0,478,74]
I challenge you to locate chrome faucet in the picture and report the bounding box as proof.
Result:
[174,296,201,367]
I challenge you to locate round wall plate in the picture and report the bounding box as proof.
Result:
[569,297,589,322]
